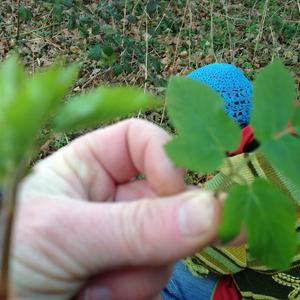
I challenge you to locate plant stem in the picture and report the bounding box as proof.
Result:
[0,160,27,298]
[3,23,60,41]
[16,0,21,41]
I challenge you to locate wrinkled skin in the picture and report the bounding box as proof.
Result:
[10,119,221,300]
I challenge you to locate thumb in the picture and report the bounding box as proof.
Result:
[68,190,221,272]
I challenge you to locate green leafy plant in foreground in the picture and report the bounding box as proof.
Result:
[0,55,159,297]
[165,59,299,270]
[0,54,298,297]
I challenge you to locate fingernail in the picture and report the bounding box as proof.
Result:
[178,192,215,237]
[86,287,111,300]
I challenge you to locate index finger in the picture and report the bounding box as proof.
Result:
[72,118,185,197]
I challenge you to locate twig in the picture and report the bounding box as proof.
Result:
[222,0,234,63]
[154,13,166,32]
[131,0,143,15]
[171,0,189,68]
[188,0,192,68]
[138,9,149,118]
[16,0,21,41]
[109,0,116,30]
[209,0,218,62]
[121,0,127,48]
[159,100,167,126]
[81,68,107,89]
[144,11,149,93]
[0,158,27,298]
[64,134,69,145]
[31,32,64,51]
[160,0,189,126]
[269,26,279,58]
[154,1,172,32]
[253,0,269,62]
[3,23,60,41]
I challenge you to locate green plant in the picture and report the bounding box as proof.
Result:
[0,45,298,296]
[0,55,159,297]
[165,59,299,269]
[18,4,33,23]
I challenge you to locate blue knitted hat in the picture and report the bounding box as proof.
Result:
[187,64,252,128]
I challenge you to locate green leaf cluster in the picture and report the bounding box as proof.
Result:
[0,56,77,181]
[219,178,297,269]
[0,56,160,184]
[30,1,165,83]
[165,77,240,173]
[18,4,33,23]
[88,43,117,66]
[252,60,298,189]
[165,59,298,269]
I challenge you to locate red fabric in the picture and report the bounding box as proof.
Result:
[228,125,255,156]
[228,122,299,157]
[212,275,241,300]
[287,121,298,136]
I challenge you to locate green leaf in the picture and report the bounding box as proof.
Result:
[19,4,33,22]
[219,184,246,242]
[68,13,77,30]
[146,0,158,13]
[103,52,117,67]
[89,44,102,61]
[261,135,300,187]
[0,60,78,179]
[166,135,223,172]
[128,15,137,24]
[165,76,240,173]
[63,0,74,8]
[102,44,114,56]
[92,24,101,35]
[246,179,297,269]
[79,15,93,28]
[53,87,160,131]
[0,56,25,180]
[251,59,296,141]
[292,106,300,128]
[53,3,63,22]
[0,55,25,108]
[219,179,297,269]
[112,65,123,76]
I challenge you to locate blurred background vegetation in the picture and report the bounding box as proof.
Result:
[0,0,299,183]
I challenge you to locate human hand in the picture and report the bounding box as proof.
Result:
[11,119,221,300]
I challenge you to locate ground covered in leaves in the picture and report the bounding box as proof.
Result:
[0,0,299,184]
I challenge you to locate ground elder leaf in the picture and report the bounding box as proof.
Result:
[165,76,240,173]
[220,178,297,269]
[251,59,296,141]
[261,135,300,188]
[89,44,102,61]
[218,184,246,243]
[19,4,33,22]
[165,135,222,172]
[245,178,297,269]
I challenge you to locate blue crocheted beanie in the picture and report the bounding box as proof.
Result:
[187,64,252,128]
